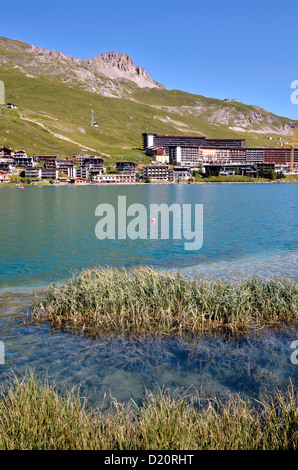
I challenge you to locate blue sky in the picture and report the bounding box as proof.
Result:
[1,0,298,119]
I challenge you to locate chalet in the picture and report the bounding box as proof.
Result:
[58,177,71,184]
[173,167,191,180]
[14,151,34,168]
[0,159,14,174]
[145,146,165,157]
[0,147,14,158]
[14,150,27,157]
[35,156,58,164]
[70,178,87,185]
[155,153,169,165]
[0,171,10,183]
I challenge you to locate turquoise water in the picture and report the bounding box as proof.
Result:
[0,183,297,404]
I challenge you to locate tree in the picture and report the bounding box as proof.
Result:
[276,171,285,180]
[267,169,276,180]
[259,167,265,178]
[205,166,211,178]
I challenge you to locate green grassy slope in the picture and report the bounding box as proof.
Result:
[1,42,297,162]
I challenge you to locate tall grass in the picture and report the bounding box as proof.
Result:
[33,267,298,337]
[0,374,297,450]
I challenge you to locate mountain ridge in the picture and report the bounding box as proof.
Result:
[0,35,298,160]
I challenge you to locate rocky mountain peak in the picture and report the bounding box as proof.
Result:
[79,51,159,88]
[0,36,163,92]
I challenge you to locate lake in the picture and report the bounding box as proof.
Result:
[0,183,297,405]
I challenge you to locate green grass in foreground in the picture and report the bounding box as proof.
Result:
[0,374,297,450]
[33,267,298,338]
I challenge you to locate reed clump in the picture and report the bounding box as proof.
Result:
[33,267,298,337]
[0,374,297,450]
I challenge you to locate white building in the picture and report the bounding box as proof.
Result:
[94,173,136,184]
[173,167,191,180]
[169,146,202,167]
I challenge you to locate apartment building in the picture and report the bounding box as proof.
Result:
[83,156,105,167]
[199,147,230,163]
[169,146,201,167]
[170,145,247,166]
[116,161,139,174]
[74,166,90,180]
[229,147,247,164]
[199,147,217,163]
[142,165,174,182]
[83,157,105,179]
[264,148,287,165]
[143,133,245,154]
[25,167,42,178]
[56,160,74,174]
[72,155,90,166]
[14,156,34,167]
[285,148,298,166]
[41,168,58,179]
[25,167,58,179]
[246,148,265,163]
[94,173,136,183]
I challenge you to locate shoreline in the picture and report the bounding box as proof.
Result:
[1,179,298,188]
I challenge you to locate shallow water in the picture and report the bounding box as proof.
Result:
[0,294,297,408]
[0,184,297,405]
